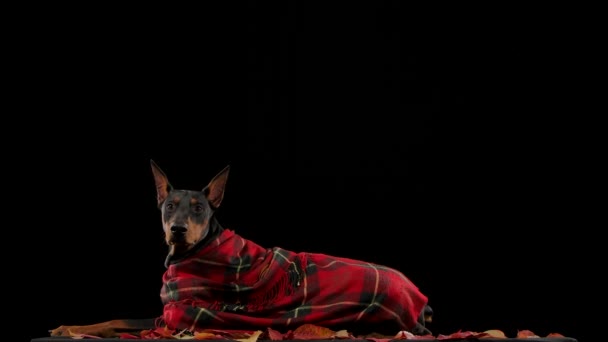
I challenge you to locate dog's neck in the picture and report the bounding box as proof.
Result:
[164,216,225,268]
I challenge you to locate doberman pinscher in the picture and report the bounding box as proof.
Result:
[50,161,432,338]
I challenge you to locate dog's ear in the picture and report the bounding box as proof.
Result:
[204,165,230,209]
[150,160,173,208]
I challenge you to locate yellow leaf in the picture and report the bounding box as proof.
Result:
[334,330,351,338]
[236,330,263,342]
[483,329,507,338]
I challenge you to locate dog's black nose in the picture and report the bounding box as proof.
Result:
[171,225,187,234]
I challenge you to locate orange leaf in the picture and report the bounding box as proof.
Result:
[201,329,257,338]
[292,324,335,340]
[139,326,178,339]
[517,329,540,338]
[194,332,225,340]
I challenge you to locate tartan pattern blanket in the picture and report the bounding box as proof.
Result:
[161,229,428,333]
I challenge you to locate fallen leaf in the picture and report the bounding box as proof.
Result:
[517,329,540,338]
[67,329,102,339]
[393,330,416,339]
[118,333,141,339]
[140,326,179,339]
[481,329,507,338]
[267,327,285,340]
[193,332,224,340]
[202,329,257,338]
[547,332,566,337]
[292,324,335,340]
[334,330,351,339]
[437,330,491,340]
[235,330,263,342]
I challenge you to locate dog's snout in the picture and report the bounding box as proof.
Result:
[171,225,187,234]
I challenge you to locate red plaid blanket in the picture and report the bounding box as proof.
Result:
[161,229,428,333]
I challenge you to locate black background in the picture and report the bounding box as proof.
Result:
[8,3,598,342]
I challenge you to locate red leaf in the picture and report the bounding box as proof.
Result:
[267,327,286,340]
[139,327,177,339]
[392,330,434,340]
[118,333,141,339]
[437,330,489,340]
[547,332,566,338]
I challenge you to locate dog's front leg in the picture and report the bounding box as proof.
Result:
[410,305,434,335]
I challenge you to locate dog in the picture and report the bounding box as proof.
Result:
[50,160,432,338]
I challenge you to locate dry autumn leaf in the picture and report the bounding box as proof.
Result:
[193,332,223,340]
[292,324,336,340]
[235,330,263,342]
[481,329,507,338]
[517,329,540,338]
[266,327,285,340]
[334,330,351,339]
[547,332,566,337]
[125,325,570,341]
[393,330,417,339]
[67,329,102,339]
[118,333,140,339]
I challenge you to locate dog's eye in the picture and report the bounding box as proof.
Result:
[193,204,204,213]
[166,203,175,211]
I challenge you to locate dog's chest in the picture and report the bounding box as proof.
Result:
[160,230,302,306]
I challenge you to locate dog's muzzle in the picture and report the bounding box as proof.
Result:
[169,225,187,242]
[171,225,187,234]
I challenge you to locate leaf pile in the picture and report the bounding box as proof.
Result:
[66,324,569,340]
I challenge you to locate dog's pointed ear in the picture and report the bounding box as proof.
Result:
[150,160,173,207]
[204,165,230,209]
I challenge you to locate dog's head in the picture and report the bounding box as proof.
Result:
[150,160,230,258]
